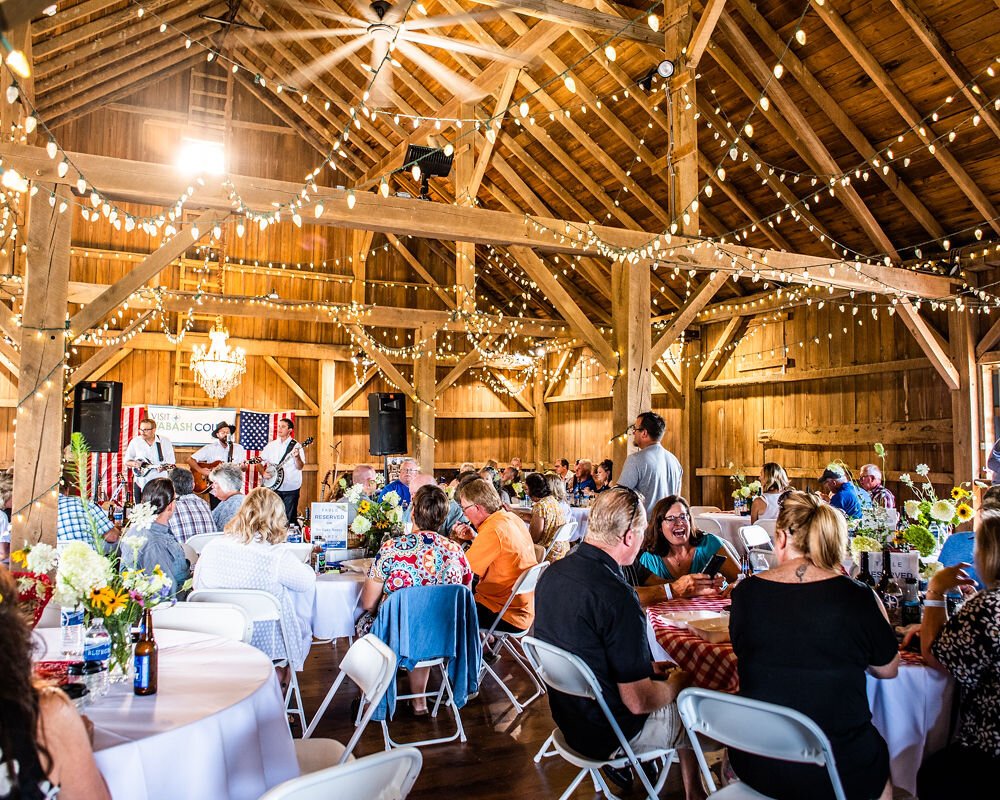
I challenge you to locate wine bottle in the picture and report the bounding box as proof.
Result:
[857,551,876,588]
[133,609,158,696]
[901,577,922,626]
[878,547,903,627]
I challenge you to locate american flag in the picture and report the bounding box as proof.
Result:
[239,410,296,493]
[87,405,145,503]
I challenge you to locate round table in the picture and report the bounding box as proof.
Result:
[646,598,953,796]
[35,628,298,800]
[511,503,590,542]
[308,571,366,640]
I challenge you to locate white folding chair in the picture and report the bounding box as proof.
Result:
[303,634,396,751]
[152,601,251,643]
[189,588,307,729]
[677,687,848,800]
[716,536,741,564]
[695,516,724,539]
[182,531,224,566]
[277,542,314,564]
[522,637,675,800]
[738,525,772,553]
[755,518,777,539]
[259,747,423,800]
[690,505,721,517]
[542,520,578,561]
[479,562,549,714]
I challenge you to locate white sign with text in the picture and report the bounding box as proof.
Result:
[311,502,349,547]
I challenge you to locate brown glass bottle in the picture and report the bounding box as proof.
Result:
[133,609,158,696]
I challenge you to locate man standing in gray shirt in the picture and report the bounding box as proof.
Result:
[616,411,683,516]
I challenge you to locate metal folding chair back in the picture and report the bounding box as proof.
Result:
[259,747,423,800]
[542,520,578,561]
[676,687,847,800]
[152,601,251,643]
[738,525,772,552]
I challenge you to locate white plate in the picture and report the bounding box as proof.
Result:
[687,616,731,644]
[655,610,721,629]
[340,558,374,574]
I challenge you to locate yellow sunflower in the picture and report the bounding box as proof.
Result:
[951,486,968,501]
[90,586,114,610]
[956,503,974,522]
[103,590,129,615]
[10,549,26,566]
[358,499,372,514]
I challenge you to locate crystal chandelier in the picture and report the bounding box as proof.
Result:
[190,317,246,399]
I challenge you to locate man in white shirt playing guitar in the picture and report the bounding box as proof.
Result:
[124,418,175,503]
[260,418,306,525]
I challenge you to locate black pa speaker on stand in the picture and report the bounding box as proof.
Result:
[71,381,123,453]
[368,393,407,456]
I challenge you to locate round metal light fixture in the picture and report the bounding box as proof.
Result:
[656,60,675,79]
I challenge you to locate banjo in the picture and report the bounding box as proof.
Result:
[261,437,313,489]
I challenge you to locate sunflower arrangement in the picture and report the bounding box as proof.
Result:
[340,481,405,556]
[899,464,984,554]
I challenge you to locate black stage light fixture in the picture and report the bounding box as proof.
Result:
[402,144,453,200]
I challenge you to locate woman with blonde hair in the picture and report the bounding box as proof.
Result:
[913,507,1000,797]
[749,461,790,523]
[193,487,315,670]
[729,491,899,800]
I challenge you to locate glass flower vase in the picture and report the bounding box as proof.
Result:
[104,618,134,684]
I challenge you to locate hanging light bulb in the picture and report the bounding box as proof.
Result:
[773,63,784,79]
[314,202,324,218]
[760,95,770,111]
[563,75,576,93]
[648,13,660,32]
[347,189,357,209]
[46,140,57,159]
[744,122,754,137]
[412,163,421,181]
[795,29,807,45]
[24,115,36,134]
[444,143,454,157]
[604,44,616,62]
[380,177,389,197]
[519,100,529,117]
[57,160,69,178]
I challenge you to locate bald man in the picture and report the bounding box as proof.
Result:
[403,472,469,538]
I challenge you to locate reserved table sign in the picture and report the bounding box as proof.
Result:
[311,502,349,547]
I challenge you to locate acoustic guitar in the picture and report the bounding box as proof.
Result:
[261,437,314,489]
[192,457,263,495]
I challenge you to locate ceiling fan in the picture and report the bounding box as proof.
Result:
[250,0,526,107]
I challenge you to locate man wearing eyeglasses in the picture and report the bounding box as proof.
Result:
[378,458,420,507]
[125,418,176,503]
[617,411,683,517]
[534,488,704,798]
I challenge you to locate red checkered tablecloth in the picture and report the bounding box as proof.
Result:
[648,598,925,693]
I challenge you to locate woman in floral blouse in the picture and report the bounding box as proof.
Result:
[358,483,472,714]
[916,507,1000,797]
[526,472,570,562]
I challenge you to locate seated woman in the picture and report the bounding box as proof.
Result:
[729,491,899,800]
[358,484,472,714]
[590,459,613,494]
[193,487,316,672]
[525,472,569,563]
[0,565,111,800]
[120,477,189,597]
[915,507,1000,798]
[750,461,790,524]
[637,496,739,597]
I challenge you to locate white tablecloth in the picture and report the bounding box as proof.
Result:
[512,503,590,542]
[694,512,751,555]
[307,571,366,640]
[36,628,298,800]
[867,662,954,795]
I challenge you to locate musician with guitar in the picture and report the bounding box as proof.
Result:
[187,421,251,508]
[124,418,176,502]
[260,418,307,525]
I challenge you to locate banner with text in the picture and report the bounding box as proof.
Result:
[146,405,237,447]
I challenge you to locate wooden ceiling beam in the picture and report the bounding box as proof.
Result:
[496,132,594,221]
[463,0,664,47]
[713,18,900,259]
[652,270,730,362]
[730,0,946,243]
[895,300,960,390]
[466,68,519,203]
[349,325,416,397]
[436,337,494,396]
[385,233,456,309]
[888,0,1000,143]
[813,1,1000,236]
[698,152,791,251]
[687,0,728,69]
[68,312,154,389]
[1,143,957,299]
[32,0,122,37]
[353,21,565,191]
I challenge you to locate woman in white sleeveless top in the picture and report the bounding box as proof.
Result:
[751,462,790,523]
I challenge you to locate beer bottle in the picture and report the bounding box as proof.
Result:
[133,609,158,696]
[857,551,876,588]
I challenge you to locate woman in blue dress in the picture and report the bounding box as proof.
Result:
[638,495,740,596]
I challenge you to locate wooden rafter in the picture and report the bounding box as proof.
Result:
[466,68,519,203]
[729,0,946,243]
[349,325,416,397]
[895,300,960,391]
[385,234,455,309]
[652,270,731,363]
[330,366,377,414]
[687,0,727,69]
[698,152,791,251]
[436,338,494,396]
[813,1,1000,236]
[695,315,748,385]
[263,355,320,413]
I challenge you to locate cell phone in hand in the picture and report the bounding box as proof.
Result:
[703,553,727,578]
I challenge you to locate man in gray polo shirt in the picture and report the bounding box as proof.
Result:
[616,411,683,516]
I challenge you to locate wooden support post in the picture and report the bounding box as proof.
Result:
[950,310,981,483]
[665,0,699,235]
[317,360,336,499]
[611,261,651,471]
[351,230,374,305]
[681,332,703,502]
[533,365,548,472]
[413,323,437,473]
[454,102,476,315]
[12,184,71,549]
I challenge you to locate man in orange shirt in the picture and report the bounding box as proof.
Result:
[457,478,538,632]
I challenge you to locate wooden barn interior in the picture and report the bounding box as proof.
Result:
[1,1,1000,799]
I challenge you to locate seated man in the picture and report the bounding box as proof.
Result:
[535,488,704,798]
[209,464,246,531]
[378,459,419,507]
[57,478,120,550]
[858,464,896,509]
[166,468,215,543]
[819,465,871,520]
[403,473,469,538]
[347,464,380,525]
[457,478,537,632]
